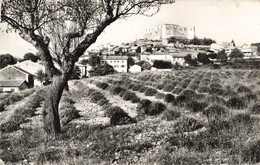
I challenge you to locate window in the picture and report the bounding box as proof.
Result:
[121,65,125,68]
[117,61,119,63]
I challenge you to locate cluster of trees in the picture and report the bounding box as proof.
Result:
[0,54,17,69]
[168,36,216,46]
[186,48,245,67]
[153,60,172,69]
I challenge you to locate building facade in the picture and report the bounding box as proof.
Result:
[142,24,195,43]
[101,56,128,73]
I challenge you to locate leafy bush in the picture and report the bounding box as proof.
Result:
[144,88,158,96]
[97,98,109,106]
[132,84,142,91]
[37,148,63,164]
[250,103,260,114]
[243,93,258,102]
[60,104,80,125]
[156,84,164,90]
[138,86,148,93]
[209,87,224,95]
[188,83,199,90]
[126,83,135,90]
[172,87,183,95]
[206,95,226,105]
[203,104,228,120]
[131,97,141,103]
[241,139,260,163]
[105,106,136,125]
[164,94,175,103]
[137,100,165,115]
[226,96,246,109]
[237,85,252,93]
[122,91,138,101]
[174,117,204,133]
[197,86,209,93]
[162,109,180,121]
[209,83,222,89]
[89,91,105,103]
[0,103,5,112]
[163,85,175,92]
[223,90,239,98]
[111,86,124,95]
[147,102,166,116]
[96,82,109,90]
[186,100,208,112]
[180,89,197,98]
[155,93,165,99]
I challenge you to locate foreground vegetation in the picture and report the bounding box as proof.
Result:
[0,68,260,164]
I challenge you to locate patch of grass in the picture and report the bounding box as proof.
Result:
[241,139,260,163]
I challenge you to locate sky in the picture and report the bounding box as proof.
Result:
[1,0,260,58]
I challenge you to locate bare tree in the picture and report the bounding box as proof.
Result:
[1,0,174,137]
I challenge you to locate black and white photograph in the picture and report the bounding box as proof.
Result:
[0,0,260,164]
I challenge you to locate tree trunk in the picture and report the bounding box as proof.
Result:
[42,73,70,137]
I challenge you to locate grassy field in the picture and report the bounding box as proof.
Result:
[0,69,260,164]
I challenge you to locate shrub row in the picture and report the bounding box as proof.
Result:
[137,99,166,116]
[0,89,45,133]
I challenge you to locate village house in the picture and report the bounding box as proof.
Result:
[101,55,128,73]
[0,65,33,92]
[14,60,45,87]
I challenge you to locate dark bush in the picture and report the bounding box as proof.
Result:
[163,85,175,92]
[131,97,141,103]
[197,86,209,93]
[223,90,239,98]
[127,83,135,90]
[188,83,199,90]
[179,82,189,89]
[180,89,197,98]
[105,106,136,125]
[97,98,109,106]
[209,83,222,89]
[122,91,137,101]
[209,87,224,95]
[251,103,260,114]
[162,109,180,121]
[206,95,226,105]
[230,113,253,127]
[174,117,204,133]
[237,85,252,94]
[111,86,123,95]
[137,100,165,116]
[175,95,191,107]
[147,102,166,116]
[132,84,142,91]
[60,104,80,125]
[138,86,148,93]
[144,88,158,96]
[155,93,165,99]
[89,91,105,103]
[241,139,260,163]
[164,94,175,103]
[226,96,246,109]
[186,100,208,113]
[156,84,164,90]
[96,82,109,90]
[243,93,258,102]
[0,103,5,112]
[172,87,183,95]
[203,104,228,120]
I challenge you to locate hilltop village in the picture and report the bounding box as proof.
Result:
[0,23,260,93]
